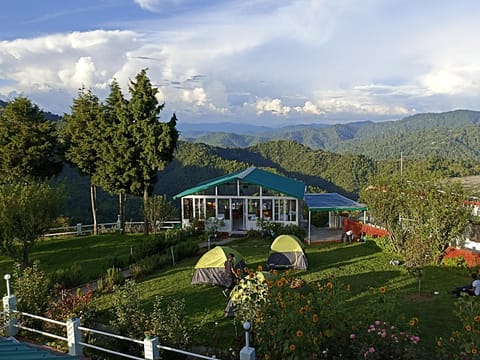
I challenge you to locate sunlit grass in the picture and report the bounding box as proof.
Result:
[0,234,473,354]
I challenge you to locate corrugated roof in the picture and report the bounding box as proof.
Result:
[304,193,367,211]
[0,337,78,360]
[173,167,305,199]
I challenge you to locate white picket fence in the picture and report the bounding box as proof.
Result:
[44,221,181,237]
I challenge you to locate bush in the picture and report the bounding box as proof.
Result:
[129,254,170,279]
[441,256,468,269]
[51,262,84,289]
[436,296,480,359]
[102,256,125,271]
[13,261,52,315]
[147,296,192,354]
[347,318,422,359]
[173,241,199,262]
[277,224,306,240]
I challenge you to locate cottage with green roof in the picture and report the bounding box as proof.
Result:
[173,167,306,234]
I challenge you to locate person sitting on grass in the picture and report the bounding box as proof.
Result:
[452,273,480,298]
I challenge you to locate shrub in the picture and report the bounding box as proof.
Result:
[233,271,351,359]
[13,261,52,315]
[277,224,306,240]
[436,296,480,359]
[109,280,147,354]
[147,296,192,353]
[44,289,97,351]
[441,256,468,269]
[129,254,170,279]
[172,241,199,262]
[347,318,422,359]
[50,262,83,289]
[104,266,124,290]
[102,256,125,271]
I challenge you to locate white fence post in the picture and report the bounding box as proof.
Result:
[240,321,255,360]
[3,274,18,337]
[67,317,83,356]
[76,223,82,236]
[144,336,159,360]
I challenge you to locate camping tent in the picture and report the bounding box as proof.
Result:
[192,246,246,287]
[267,234,308,270]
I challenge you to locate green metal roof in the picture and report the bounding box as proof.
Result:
[173,167,306,199]
[0,337,78,360]
[304,193,367,212]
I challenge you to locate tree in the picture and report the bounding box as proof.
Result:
[0,181,63,266]
[97,80,135,233]
[62,88,104,234]
[144,194,178,235]
[0,96,62,181]
[360,172,470,265]
[127,69,179,234]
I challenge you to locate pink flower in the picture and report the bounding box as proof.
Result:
[369,347,375,353]
[381,331,387,338]
[375,320,381,326]
[350,334,356,340]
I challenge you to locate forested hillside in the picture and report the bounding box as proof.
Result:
[184,110,480,161]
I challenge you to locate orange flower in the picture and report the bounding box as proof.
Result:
[296,330,303,337]
[312,314,319,323]
[475,315,480,322]
[236,268,241,275]
[249,273,254,278]
[466,324,472,332]
[289,344,296,351]
[379,287,386,294]
[267,280,274,289]
[277,280,284,287]
[330,274,336,279]
[472,348,478,355]
[326,282,333,289]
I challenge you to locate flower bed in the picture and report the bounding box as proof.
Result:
[442,247,480,267]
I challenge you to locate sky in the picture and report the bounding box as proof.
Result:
[1,0,480,126]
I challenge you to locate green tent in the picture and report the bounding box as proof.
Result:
[267,234,308,270]
[192,246,246,287]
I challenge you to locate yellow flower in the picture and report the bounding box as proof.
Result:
[264,354,270,360]
[466,324,472,332]
[236,268,241,275]
[249,273,254,278]
[472,348,478,355]
[409,319,416,326]
[437,339,443,347]
[475,315,480,322]
[379,286,386,294]
[277,280,284,287]
[267,280,274,289]
[289,344,296,351]
[326,282,333,289]
[330,274,336,279]
[296,330,303,337]
[257,265,263,271]
[312,314,319,323]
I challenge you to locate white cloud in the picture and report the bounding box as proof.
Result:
[294,101,324,115]
[255,98,291,116]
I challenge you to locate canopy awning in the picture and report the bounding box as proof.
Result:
[304,193,367,212]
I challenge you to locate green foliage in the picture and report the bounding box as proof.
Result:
[441,256,469,269]
[253,273,351,359]
[50,262,83,289]
[13,262,52,315]
[44,289,97,351]
[144,194,178,234]
[256,218,282,239]
[0,181,63,266]
[360,173,471,266]
[347,318,422,359]
[0,96,62,181]
[110,280,147,339]
[436,296,480,359]
[104,266,124,289]
[277,224,306,240]
[147,296,192,350]
[129,253,170,279]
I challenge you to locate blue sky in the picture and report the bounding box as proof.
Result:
[1,0,480,125]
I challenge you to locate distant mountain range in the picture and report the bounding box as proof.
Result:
[179,110,480,161]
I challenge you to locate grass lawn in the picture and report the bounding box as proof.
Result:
[0,234,473,356]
